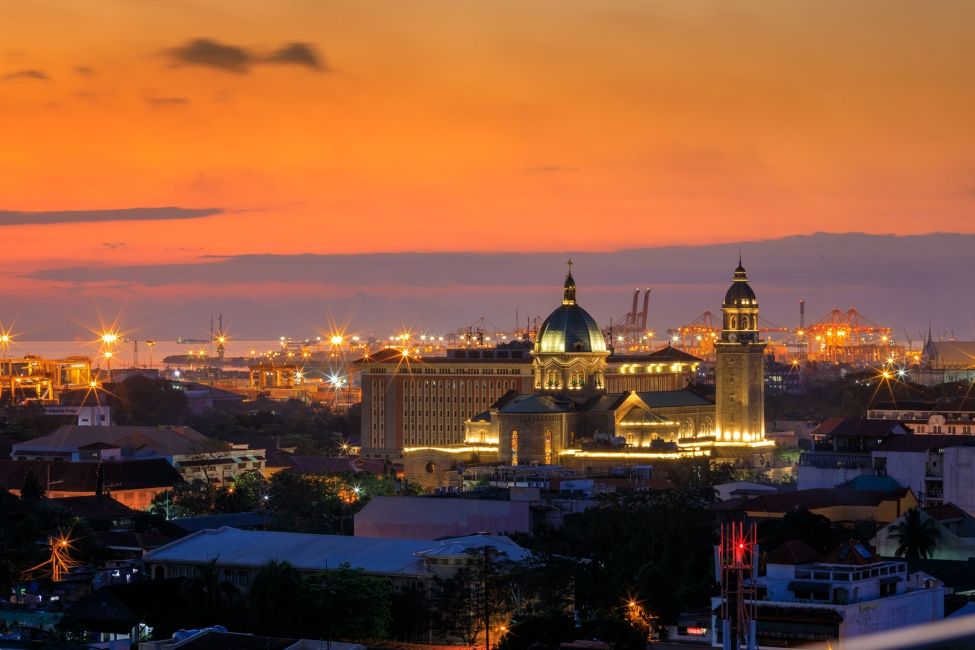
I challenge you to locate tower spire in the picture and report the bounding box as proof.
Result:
[563,259,576,305]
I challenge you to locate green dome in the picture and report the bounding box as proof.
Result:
[535,270,607,354]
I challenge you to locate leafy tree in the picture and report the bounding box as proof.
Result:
[524,489,715,625]
[438,548,513,646]
[890,508,940,560]
[248,560,303,636]
[150,480,212,518]
[213,470,268,513]
[20,468,45,504]
[302,564,393,641]
[111,376,191,425]
[496,613,576,650]
[179,558,241,628]
[759,508,834,555]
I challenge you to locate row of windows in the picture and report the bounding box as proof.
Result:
[915,425,972,434]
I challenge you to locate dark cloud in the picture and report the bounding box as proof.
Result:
[145,95,191,107]
[2,69,50,81]
[167,38,253,73]
[74,66,96,76]
[165,38,327,74]
[19,233,975,338]
[100,242,128,250]
[264,43,326,71]
[0,207,223,226]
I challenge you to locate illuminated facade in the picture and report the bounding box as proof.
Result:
[404,268,740,487]
[357,346,535,459]
[532,268,609,396]
[714,260,766,444]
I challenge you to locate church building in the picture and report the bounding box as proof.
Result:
[404,262,772,488]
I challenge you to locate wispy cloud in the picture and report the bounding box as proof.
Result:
[0,207,223,226]
[165,38,326,74]
[145,95,191,107]
[74,66,97,76]
[2,69,50,81]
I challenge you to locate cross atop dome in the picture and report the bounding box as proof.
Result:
[563,259,576,305]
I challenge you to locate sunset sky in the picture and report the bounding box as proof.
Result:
[1,1,973,338]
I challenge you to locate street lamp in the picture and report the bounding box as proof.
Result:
[0,332,11,385]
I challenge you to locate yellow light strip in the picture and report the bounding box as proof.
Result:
[560,449,710,459]
[402,446,499,454]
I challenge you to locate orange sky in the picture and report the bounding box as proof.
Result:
[1,0,974,276]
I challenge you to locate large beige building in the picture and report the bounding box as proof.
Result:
[357,346,535,459]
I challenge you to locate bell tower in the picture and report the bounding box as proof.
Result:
[714,258,766,443]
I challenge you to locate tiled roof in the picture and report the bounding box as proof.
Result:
[837,475,904,492]
[923,502,970,523]
[0,458,182,492]
[824,540,878,565]
[736,487,911,513]
[874,434,974,453]
[610,345,702,364]
[813,417,908,438]
[765,540,823,565]
[499,395,573,414]
[582,393,630,412]
[636,389,713,408]
[12,425,218,458]
[49,495,137,519]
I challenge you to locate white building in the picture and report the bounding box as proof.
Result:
[711,540,944,647]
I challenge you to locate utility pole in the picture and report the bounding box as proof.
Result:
[483,546,491,650]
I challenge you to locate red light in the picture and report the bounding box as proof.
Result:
[739,543,744,549]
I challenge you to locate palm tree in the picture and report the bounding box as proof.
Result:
[890,508,940,560]
[248,560,303,636]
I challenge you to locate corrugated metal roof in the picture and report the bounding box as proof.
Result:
[144,527,528,577]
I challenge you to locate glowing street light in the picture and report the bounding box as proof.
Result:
[0,330,12,379]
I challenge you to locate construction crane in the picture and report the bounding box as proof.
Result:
[804,308,896,364]
[668,312,789,360]
[605,288,652,350]
[667,311,720,358]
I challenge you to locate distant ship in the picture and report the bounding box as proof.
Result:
[176,337,209,344]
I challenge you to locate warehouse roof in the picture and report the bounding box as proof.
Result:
[144,527,529,577]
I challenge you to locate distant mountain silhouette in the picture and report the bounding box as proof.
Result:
[14,232,975,339]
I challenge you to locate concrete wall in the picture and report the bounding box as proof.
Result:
[942,446,975,517]
[838,586,944,640]
[875,450,927,497]
[797,464,869,490]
